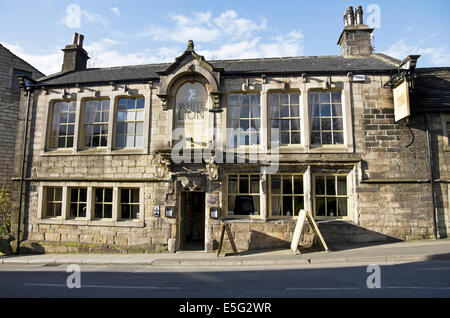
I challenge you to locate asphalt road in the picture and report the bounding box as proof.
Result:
[1,260,450,298]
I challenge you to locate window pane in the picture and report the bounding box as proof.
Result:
[333,118,343,130]
[312,118,320,131]
[94,204,103,219]
[280,106,289,118]
[315,176,325,195]
[294,196,304,216]
[322,132,332,144]
[105,188,113,202]
[337,177,347,195]
[311,132,321,145]
[320,92,330,103]
[315,198,325,216]
[290,93,299,105]
[321,104,331,117]
[291,132,300,144]
[322,118,331,131]
[326,177,336,195]
[294,176,303,194]
[136,98,145,109]
[271,176,281,194]
[332,104,343,116]
[239,176,249,193]
[333,132,344,144]
[290,106,300,117]
[131,189,140,203]
[240,94,249,106]
[338,198,348,216]
[331,92,341,103]
[228,175,238,193]
[104,205,112,218]
[280,94,289,105]
[250,175,259,193]
[327,197,337,217]
[271,197,281,216]
[229,94,239,106]
[283,177,292,194]
[283,196,293,216]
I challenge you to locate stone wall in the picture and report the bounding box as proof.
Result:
[13,70,450,253]
[0,44,43,190]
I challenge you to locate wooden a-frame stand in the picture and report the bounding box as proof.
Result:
[291,209,329,254]
[217,223,238,257]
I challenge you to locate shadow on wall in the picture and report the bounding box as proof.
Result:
[244,221,402,251]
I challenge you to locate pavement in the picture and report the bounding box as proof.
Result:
[1,239,450,267]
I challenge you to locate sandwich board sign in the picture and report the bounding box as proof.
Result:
[290,209,329,254]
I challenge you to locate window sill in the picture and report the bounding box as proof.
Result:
[308,145,352,153]
[37,218,145,227]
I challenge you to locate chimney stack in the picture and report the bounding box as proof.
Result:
[61,33,90,72]
[338,5,374,57]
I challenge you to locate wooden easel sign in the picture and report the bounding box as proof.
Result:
[290,209,328,254]
[217,223,238,257]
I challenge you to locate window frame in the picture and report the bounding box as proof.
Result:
[119,188,141,220]
[308,90,345,147]
[227,91,262,149]
[226,173,261,218]
[312,174,349,219]
[267,91,302,147]
[114,96,145,149]
[42,187,63,219]
[46,100,77,150]
[93,187,114,220]
[68,187,88,219]
[269,173,305,218]
[80,98,110,149]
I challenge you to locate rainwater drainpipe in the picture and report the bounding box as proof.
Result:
[16,81,33,254]
[425,112,439,240]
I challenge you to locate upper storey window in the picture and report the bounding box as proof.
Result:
[83,99,110,148]
[48,101,76,149]
[269,92,301,145]
[309,91,344,145]
[228,93,261,147]
[115,97,144,148]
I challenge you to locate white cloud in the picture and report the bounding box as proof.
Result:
[138,10,303,60]
[110,7,121,17]
[2,43,62,75]
[62,4,110,28]
[383,37,450,66]
[139,10,267,44]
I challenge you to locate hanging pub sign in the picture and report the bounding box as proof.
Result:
[393,78,411,122]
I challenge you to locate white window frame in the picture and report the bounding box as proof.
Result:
[37,183,145,227]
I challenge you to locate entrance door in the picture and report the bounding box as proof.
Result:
[180,192,205,250]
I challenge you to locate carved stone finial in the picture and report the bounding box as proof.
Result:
[187,40,194,51]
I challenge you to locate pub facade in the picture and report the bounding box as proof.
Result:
[14,6,449,253]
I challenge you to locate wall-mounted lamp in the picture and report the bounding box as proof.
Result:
[206,161,218,180]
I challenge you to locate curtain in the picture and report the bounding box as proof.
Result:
[250,177,260,215]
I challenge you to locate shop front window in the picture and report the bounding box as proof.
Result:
[227,174,260,216]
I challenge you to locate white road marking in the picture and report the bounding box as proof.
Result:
[24,283,180,290]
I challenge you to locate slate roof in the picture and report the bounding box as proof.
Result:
[411,67,450,112]
[36,53,400,87]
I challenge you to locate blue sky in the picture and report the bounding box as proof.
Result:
[1,0,449,75]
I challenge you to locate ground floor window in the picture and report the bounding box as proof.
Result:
[69,188,87,218]
[270,174,304,217]
[120,188,140,219]
[44,187,63,218]
[227,174,260,216]
[94,188,113,219]
[313,175,348,218]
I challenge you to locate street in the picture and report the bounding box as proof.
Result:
[1,260,450,298]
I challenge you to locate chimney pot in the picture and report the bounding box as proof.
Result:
[346,6,355,25]
[78,34,84,47]
[72,32,79,45]
[355,6,363,25]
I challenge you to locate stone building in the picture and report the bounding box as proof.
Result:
[14,7,449,253]
[0,44,44,190]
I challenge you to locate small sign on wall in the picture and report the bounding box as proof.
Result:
[165,207,174,218]
[210,207,218,219]
[154,205,160,217]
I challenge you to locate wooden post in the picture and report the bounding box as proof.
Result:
[217,223,238,257]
